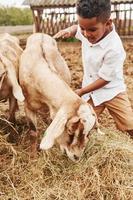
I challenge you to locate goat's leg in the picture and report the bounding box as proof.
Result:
[8,95,18,122]
[25,106,39,157]
[7,96,19,142]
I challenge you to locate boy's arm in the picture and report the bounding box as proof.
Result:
[53,25,78,39]
[75,78,109,97]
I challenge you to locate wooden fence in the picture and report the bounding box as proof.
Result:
[112,2,133,35]
[31,2,133,36]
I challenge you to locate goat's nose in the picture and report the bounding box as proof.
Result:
[73,154,79,161]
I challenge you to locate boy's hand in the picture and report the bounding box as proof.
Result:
[75,89,83,97]
[53,28,71,39]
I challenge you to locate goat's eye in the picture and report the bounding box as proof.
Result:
[82,119,86,123]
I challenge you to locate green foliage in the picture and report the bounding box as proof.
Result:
[55,37,79,42]
[65,37,79,42]
[0,7,33,25]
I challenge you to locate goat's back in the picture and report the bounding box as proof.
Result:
[19,33,73,109]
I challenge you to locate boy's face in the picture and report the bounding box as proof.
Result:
[77,15,112,44]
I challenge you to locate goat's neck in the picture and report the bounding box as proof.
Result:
[47,89,82,119]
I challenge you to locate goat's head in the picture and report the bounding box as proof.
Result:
[40,102,98,162]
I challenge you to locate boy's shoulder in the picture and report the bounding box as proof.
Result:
[101,30,124,54]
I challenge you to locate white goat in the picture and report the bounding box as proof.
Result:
[0,33,24,122]
[20,33,98,161]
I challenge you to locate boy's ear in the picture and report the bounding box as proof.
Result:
[106,18,112,26]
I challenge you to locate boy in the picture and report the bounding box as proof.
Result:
[54,0,133,137]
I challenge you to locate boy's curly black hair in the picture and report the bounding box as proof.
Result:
[76,0,111,22]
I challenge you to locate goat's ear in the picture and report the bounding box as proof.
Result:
[40,107,67,150]
[81,104,105,135]
[0,53,24,102]
[78,104,96,135]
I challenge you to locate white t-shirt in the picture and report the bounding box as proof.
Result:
[75,24,126,106]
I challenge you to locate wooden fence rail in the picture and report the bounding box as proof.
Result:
[31,2,133,36]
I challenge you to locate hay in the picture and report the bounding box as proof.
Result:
[0,129,133,200]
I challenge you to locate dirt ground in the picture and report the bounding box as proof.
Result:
[0,25,33,34]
